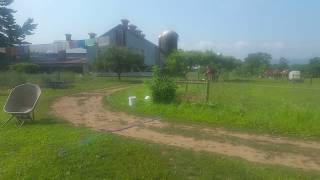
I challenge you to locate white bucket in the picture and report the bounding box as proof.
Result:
[128,96,137,106]
[144,96,151,101]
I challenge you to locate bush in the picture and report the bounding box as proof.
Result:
[150,67,177,103]
[9,63,40,74]
[40,72,76,88]
[0,54,11,71]
[0,72,28,88]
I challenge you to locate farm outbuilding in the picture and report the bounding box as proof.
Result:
[289,71,301,80]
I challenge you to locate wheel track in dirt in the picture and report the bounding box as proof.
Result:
[52,86,320,171]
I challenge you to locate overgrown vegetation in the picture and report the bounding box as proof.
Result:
[0,72,78,89]
[150,66,177,103]
[108,78,320,139]
[9,63,40,74]
[0,71,27,87]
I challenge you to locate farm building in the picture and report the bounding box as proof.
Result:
[289,71,301,80]
[1,19,178,73]
[98,19,160,66]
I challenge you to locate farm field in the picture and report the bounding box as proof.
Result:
[108,78,320,139]
[1,74,320,178]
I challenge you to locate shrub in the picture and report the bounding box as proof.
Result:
[9,63,40,74]
[40,72,76,88]
[150,66,177,103]
[0,72,27,88]
[0,54,10,71]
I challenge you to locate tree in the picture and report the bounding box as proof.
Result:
[309,57,320,77]
[0,0,37,46]
[243,52,272,76]
[164,50,240,79]
[94,46,145,80]
[277,57,289,71]
[165,50,189,78]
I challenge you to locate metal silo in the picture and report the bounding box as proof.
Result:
[158,30,179,66]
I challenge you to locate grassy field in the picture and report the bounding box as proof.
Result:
[107,78,320,139]
[1,73,320,179]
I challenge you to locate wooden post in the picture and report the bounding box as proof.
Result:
[206,80,210,103]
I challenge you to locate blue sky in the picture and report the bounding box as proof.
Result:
[11,0,320,62]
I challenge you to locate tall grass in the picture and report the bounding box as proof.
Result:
[0,72,87,89]
[0,72,28,88]
[107,78,320,138]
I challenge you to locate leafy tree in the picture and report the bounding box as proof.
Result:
[309,57,320,77]
[94,46,144,80]
[277,57,290,71]
[164,50,240,79]
[165,50,189,77]
[0,0,37,46]
[243,52,271,76]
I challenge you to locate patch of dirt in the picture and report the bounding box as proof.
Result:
[52,86,320,171]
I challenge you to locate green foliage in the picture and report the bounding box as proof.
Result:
[290,64,308,75]
[9,63,40,73]
[0,53,10,70]
[0,0,37,46]
[110,79,320,138]
[200,51,240,72]
[0,71,27,87]
[165,50,240,78]
[309,57,320,77]
[243,52,272,76]
[39,72,76,89]
[165,50,189,77]
[277,57,290,70]
[94,46,144,80]
[150,66,177,103]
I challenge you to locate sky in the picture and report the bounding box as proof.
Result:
[10,0,320,63]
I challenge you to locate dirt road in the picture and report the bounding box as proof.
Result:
[52,86,320,171]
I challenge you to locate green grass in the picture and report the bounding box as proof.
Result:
[107,78,320,139]
[1,73,320,179]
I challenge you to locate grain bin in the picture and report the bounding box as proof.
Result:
[158,30,179,55]
[158,30,179,66]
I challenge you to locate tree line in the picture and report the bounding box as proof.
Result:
[164,51,320,79]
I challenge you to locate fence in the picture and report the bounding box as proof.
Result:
[176,80,211,103]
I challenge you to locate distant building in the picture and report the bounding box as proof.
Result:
[24,19,179,72]
[98,19,160,66]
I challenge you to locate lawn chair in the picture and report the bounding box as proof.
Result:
[2,83,41,127]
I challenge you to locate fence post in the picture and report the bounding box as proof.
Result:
[185,80,189,92]
[206,80,210,103]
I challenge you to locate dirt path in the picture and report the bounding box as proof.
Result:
[52,86,320,171]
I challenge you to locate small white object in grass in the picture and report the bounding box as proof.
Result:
[128,96,136,106]
[145,96,151,100]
